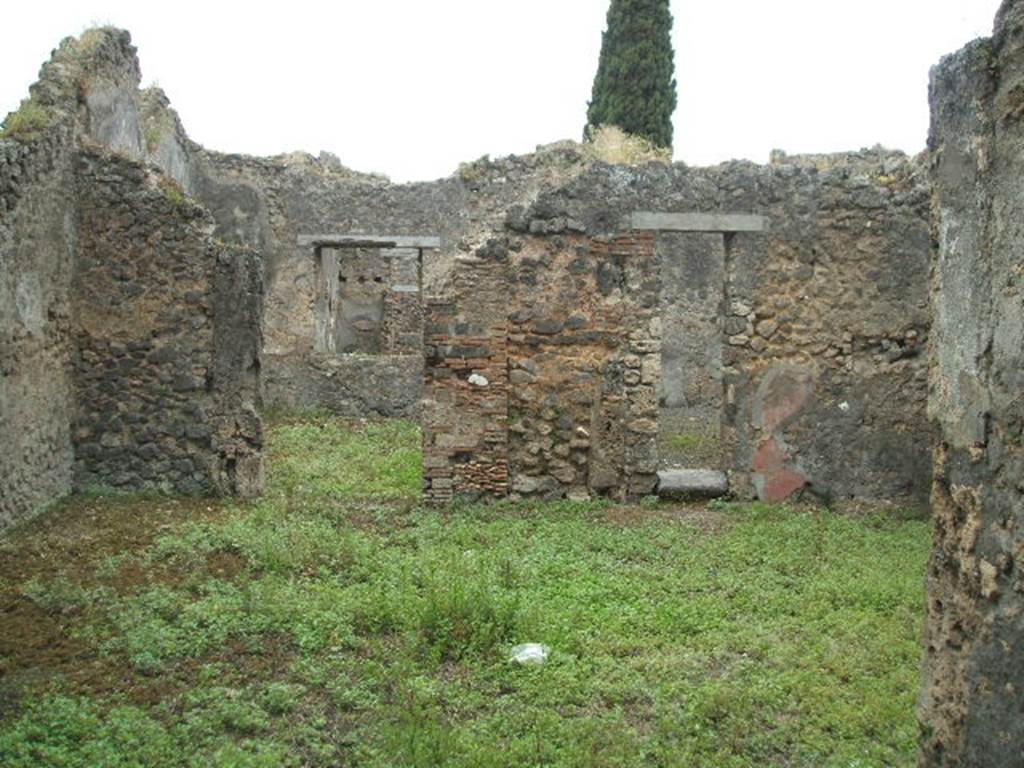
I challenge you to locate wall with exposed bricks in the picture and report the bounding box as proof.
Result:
[423,233,660,503]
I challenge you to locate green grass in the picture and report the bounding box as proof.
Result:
[0,414,930,767]
[156,178,190,211]
[1,99,51,141]
[666,430,721,460]
[658,416,723,469]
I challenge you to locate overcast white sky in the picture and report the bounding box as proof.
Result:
[1,1,1002,182]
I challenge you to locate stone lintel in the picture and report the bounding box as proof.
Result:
[297,234,441,249]
[630,212,766,233]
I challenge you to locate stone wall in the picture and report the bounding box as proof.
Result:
[513,153,933,503]
[422,254,510,504]
[3,24,937,515]
[189,135,933,504]
[0,31,121,529]
[0,126,77,529]
[507,233,661,500]
[72,148,263,496]
[0,29,265,530]
[720,156,932,504]
[185,145,592,417]
[920,0,1024,762]
[129,63,932,501]
[264,354,422,418]
[423,232,661,503]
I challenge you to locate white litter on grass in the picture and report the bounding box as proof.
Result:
[838,401,851,412]
[509,643,549,665]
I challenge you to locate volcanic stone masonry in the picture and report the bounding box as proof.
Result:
[0,109,77,529]
[2,25,938,521]
[202,144,935,505]
[918,0,1024,763]
[73,148,263,497]
[1,29,264,531]
[506,151,934,504]
[188,145,589,420]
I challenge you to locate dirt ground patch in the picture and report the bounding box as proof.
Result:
[0,495,228,588]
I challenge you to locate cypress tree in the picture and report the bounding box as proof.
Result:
[585,0,678,150]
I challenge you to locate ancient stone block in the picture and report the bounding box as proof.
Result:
[657,469,729,499]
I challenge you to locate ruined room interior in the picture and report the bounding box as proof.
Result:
[1,1,1021,765]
